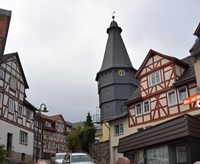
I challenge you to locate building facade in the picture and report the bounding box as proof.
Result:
[96,17,138,122]
[41,114,72,159]
[116,48,200,164]
[0,8,37,163]
[95,18,138,144]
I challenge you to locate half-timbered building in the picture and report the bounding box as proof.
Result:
[0,52,37,163]
[41,114,71,159]
[127,49,198,127]
[0,8,37,163]
[116,48,200,164]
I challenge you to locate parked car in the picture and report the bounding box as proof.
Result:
[62,152,95,164]
[50,152,67,164]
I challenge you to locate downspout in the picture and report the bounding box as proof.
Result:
[103,121,110,164]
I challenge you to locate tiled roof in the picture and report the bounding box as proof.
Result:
[107,112,128,122]
[50,114,62,121]
[41,114,54,121]
[173,56,195,86]
[125,87,141,105]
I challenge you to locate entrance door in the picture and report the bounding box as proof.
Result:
[7,133,13,157]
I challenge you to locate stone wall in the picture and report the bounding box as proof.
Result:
[89,140,110,164]
[7,152,33,163]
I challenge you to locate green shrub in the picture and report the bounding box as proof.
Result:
[0,145,7,163]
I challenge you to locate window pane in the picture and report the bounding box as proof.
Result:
[168,91,176,105]
[179,88,187,102]
[150,71,161,86]
[144,101,150,113]
[9,99,14,113]
[136,104,142,115]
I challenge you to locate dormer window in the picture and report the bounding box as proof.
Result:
[150,71,161,86]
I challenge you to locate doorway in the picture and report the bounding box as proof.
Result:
[7,133,13,157]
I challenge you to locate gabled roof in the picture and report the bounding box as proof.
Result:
[107,112,128,123]
[0,8,11,58]
[194,22,200,37]
[173,56,195,86]
[125,87,142,105]
[134,49,188,78]
[0,52,29,88]
[24,99,37,112]
[96,20,136,80]
[41,114,54,122]
[189,23,200,57]
[41,114,66,125]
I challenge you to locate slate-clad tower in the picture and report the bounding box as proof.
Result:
[96,18,138,121]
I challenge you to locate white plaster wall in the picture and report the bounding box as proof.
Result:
[0,120,34,155]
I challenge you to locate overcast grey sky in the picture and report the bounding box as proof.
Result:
[1,0,200,122]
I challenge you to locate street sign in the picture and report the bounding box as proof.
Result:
[183,92,200,106]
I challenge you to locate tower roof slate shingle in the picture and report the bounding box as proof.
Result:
[96,20,136,80]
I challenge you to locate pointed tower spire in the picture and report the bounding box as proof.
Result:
[96,17,133,78]
[96,18,138,121]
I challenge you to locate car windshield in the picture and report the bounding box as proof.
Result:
[55,154,66,159]
[71,155,92,163]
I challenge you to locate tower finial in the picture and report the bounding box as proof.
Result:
[112,11,115,21]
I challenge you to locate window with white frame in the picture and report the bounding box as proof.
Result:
[143,100,150,113]
[26,109,31,121]
[8,99,14,113]
[18,104,23,117]
[150,71,161,86]
[115,123,124,135]
[19,130,28,144]
[168,90,177,106]
[135,103,142,116]
[178,87,188,103]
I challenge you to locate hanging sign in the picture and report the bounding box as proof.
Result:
[183,92,200,106]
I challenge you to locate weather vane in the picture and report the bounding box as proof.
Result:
[112,11,115,20]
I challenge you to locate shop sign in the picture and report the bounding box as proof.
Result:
[183,92,200,106]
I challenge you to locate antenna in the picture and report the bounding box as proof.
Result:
[112,11,115,20]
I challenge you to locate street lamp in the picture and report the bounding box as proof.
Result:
[36,103,48,162]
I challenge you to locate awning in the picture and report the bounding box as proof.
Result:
[118,114,200,153]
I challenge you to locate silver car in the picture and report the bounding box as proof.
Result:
[50,153,67,164]
[62,153,95,164]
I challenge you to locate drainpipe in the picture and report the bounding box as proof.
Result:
[103,121,110,164]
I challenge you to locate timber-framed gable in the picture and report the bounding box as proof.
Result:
[0,53,35,132]
[127,50,197,127]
